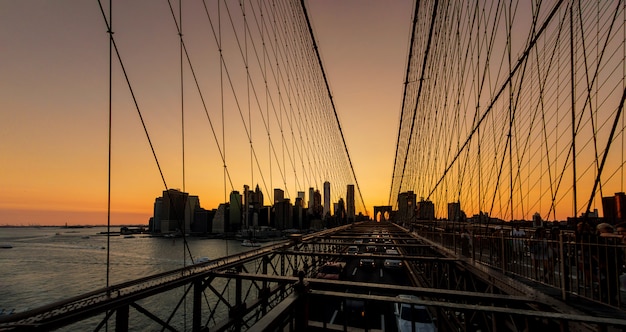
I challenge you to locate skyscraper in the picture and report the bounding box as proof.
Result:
[294,197,304,229]
[308,187,315,214]
[602,192,626,223]
[229,191,242,231]
[417,198,435,220]
[397,191,416,223]
[323,181,330,218]
[255,185,264,207]
[185,195,200,232]
[249,185,264,228]
[157,189,189,233]
[274,188,284,204]
[346,184,355,222]
[448,201,461,222]
[275,199,292,230]
[243,185,250,229]
[313,189,322,217]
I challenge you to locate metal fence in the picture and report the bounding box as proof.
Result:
[414,223,626,309]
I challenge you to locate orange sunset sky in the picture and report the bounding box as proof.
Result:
[3,1,625,226]
[0,1,414,225]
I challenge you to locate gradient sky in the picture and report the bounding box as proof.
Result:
[0,1,414,225]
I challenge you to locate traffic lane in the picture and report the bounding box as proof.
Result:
[343,255,413,287]
[307,252,414,330]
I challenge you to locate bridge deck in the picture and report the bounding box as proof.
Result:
[1,221,625,332]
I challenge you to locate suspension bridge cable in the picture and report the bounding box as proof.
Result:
[103,0,112,301]
[300,0,368,215]
[394,0,625,222]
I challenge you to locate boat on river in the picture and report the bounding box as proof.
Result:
[241,239,261,247]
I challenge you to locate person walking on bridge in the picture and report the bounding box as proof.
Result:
[530,227,550,282]
[511,225,526,263]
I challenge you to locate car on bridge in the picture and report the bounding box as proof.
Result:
[394,294,437,332]
[383,249,403,269]
[365,244,378,253]
[347,245,359,255]
[358,256,376,269]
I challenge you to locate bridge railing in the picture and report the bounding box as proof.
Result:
[412,223,626,310]
[0,225,356,331]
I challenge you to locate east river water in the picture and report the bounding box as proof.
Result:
[0,226,274,331]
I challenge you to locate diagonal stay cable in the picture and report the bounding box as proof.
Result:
[396,0,439,200]
[300,0,368,215]
[390,0,419,206]
[96,0,171,197]
[200,0,291,197]
[426,0,565,200]
[584,85,626,216]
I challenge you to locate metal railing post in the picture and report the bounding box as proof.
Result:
[559,233,567,300]
[193,279,202,332]
[294,271,309,332]
[500,232,506,273]
[115,305,129,332]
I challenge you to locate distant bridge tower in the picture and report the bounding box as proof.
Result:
[374,206,392,222]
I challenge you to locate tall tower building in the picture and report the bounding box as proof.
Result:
[274,188,284,204]
[617,192,626,222]
[313,189,322,217]
[229,191,242,231]
[248,184,263,228]
[602,192,626,223]
[151,197,163,233]
[397,191,416,224]
[185,195,200,232]
[159,189,189,233]
[275,199,293,230]
[323,181,331,218]
[336,198,346,223]
[417,198,435,220]
[255,185,264,207]
[294,197,304,229]
[448,201,461,222]
[346,184,355,222]
[243,185,250,229]
[212,203,227,233]
[308,187,315,214]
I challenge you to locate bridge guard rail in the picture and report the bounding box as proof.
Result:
[247,271,309,332]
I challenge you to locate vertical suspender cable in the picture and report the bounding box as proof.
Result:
[426,0,565,201]
[265,1,272,208]
[570,6,578,217]
[397,0,439,204]
[180,2,185,195]
[178,0,187,328]
[105,0,112,296]
[220,1,226,207]
[390,0,419,207]
[178,0,186,265]
[103,1,112,330]
[245,0,253,225]
[300,0,369,216]
[508,1,513,221]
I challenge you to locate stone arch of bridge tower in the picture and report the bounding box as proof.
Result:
[373,206,392,222]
